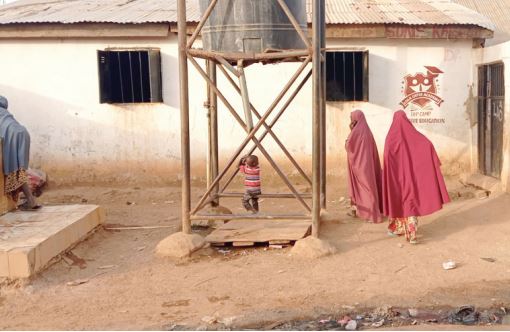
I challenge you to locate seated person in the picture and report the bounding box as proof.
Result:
[0,95,40,210]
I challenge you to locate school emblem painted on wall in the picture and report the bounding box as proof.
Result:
[400,66,444,109]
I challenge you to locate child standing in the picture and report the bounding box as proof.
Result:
[239,155,261,213]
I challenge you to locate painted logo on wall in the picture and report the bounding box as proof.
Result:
[400,66,444,108]
[400,66,446,124]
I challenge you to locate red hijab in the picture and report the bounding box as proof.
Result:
[346,110,383,223]
[382,110,450,218]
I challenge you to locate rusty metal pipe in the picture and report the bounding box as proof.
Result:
[238,60,254,130]
[219,192,312,199]
[311,0,324,237]
[188,48,310,62]
[190,214,311,221]
[178,0,191,234]
[207,60,219,207]
[319,0,327,210]
[215,55,240,77]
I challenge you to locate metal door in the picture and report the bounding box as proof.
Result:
[478,62,505,178]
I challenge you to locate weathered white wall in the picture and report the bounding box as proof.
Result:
[0,37,192,184]
[473,41,510,192]
[323,38,474,179]
[0,36,474,185]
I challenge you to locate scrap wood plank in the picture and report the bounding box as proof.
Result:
[233,241,255,247]
[205,220,311,245]
[269,240,291,245]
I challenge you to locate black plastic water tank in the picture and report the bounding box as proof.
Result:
[199,0,308,53]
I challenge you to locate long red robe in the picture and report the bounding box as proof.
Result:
[346,110,383,223]
[382,111,450,218]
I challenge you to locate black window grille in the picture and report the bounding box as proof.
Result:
[326,51,369,102]
[97,49,162,104]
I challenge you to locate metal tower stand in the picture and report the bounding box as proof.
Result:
[177,0,326,238]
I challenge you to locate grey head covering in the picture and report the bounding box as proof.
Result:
[0,95,31,177]
[0,95,7,109]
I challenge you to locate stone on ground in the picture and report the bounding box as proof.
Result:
[345,320,357,331]
[155,232,205,258]
[290,236,337,258]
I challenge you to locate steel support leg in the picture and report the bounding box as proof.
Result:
[178,0,191,234]
[206,60,219,207]
[312,0,324,237]
[319,0,327,210]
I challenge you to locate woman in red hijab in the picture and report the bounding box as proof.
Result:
[383,110,450,244]
[346,110,383,223]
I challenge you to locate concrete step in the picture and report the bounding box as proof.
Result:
[0,205,104,278]
[460,173,503,195]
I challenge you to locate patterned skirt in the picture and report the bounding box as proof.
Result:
[4,169,28,195]
[388,217,419,243]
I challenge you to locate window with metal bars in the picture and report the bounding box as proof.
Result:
[97,49,162,104]
[325,51,369,102]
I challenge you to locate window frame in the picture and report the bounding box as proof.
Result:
[97,48,163,104]
[324,49,369,102]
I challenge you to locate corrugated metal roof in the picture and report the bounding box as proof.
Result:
[452,0,510,44]
[0,0,494,31]
[306,0,493,29]
[0,0,201,24]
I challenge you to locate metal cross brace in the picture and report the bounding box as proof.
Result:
[188,55,312,214]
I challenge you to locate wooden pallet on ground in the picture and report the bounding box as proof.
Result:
[205,219,311,247]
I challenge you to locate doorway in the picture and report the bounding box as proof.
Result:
[478,62,505,178]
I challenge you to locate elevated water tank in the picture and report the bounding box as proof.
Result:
[199,0,308,53]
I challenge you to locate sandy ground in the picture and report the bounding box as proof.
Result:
[1,178,510,330]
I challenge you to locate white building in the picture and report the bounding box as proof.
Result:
[1,0,507,192]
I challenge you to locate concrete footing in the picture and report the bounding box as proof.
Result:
[290,236,337,259]
[155,232,205,259]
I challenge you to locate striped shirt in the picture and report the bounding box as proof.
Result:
[240,165,261,192]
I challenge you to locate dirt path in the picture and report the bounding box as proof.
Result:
[1,179,510,330]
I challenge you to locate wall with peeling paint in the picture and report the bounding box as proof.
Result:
[0,36,474,185]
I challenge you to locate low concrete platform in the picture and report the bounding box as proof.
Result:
[0,205,104,278]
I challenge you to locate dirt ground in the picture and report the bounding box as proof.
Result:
[1,178,510,330]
